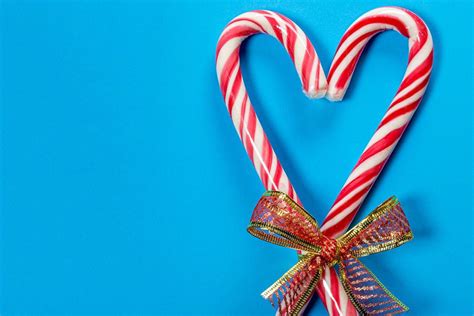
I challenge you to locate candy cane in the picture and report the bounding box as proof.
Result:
[216,10,327,204]
[322,6,433,238]
[215,10,357,316]
[315,7,433,316]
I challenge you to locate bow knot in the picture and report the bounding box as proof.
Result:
[318,234,340,266]
[248,191,413,316]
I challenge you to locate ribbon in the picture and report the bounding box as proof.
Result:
[248,191,413,315]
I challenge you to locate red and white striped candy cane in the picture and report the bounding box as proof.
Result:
[216,10,327,204]
[314,7,433,316]
[322,6,433,238]
[215,10,357,316]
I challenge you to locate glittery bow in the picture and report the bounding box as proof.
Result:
[248,191,413,316]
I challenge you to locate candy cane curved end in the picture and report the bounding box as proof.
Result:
[215,10,327,202]
[321,7,433,237]
[326,6,433,101]
[216,10,328,101]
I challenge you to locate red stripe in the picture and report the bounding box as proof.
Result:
[331,175,374,212]
[285,26,297,65]
[216,26,258,58]
[274,162,283,190]
[227,17,265,33]
[264,15,283,43]
[219,51,239,107]
[276,12,297,62]
[238,94,248,139]
[380,102,418,128]
[398,51,433,94]
[403,9,429,60]
[227,69,243,115]
[328,13,422,87]
[323,210,360,237]
[341,15,409,44]
[390,71,430,108]
[327,29,379,82]
[277,12,318,92]
[315,57,320,92]
[329,14,408,82]
[302,36,316,92]
[330,270,341,316]
[288,183,295,200]
[261,136,272,189]
[325,163,384,223]
[353,126,404,169]
[332,47,364,92]
[323,183,372,226]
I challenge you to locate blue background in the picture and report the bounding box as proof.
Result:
[1,0,472,315]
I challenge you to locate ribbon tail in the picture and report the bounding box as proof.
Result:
[339,256,408,315]
[262,254,321,316]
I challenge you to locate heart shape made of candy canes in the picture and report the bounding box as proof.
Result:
[216,7,433,316]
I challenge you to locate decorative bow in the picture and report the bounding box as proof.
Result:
[248,191,413,316]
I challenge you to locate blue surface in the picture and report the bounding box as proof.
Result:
[1,0,472,315]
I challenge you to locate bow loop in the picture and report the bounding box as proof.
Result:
[262,254,323,315]
[339,196,413,258]
[339,257,409,315]
[247,191,323,253]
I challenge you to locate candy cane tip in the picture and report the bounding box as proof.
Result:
[304,86,327,99]
[325,88,345,102]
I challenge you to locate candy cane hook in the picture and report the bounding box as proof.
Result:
[322,6,434,238]
[314,7,433,316]
[216,10,327,203]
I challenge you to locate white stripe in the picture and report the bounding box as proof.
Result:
[216,40,241,79]
[252,123,265,182]
[319,63,327,91]
[327,7,429,101]
[344,145,395,186]
[329,178,374,215]
[224,64,239,105]
[250,11,276,37]
[364,112,413,150]
[293,24,308,80]
[331,23,387,63]
[269,151,278,190]
[327,38,370,100]
[384,88,424,119]
[307,58,318,94]
[404,32,433,78]
[267,11,307,79]
[267,11,289,50]
[222,20,261,36]
[339,283,349,316]
[241,96,252,146]
[230,77,246,132]
[391,71,430,104]
[278,172,291,196]
[322,193,368,233]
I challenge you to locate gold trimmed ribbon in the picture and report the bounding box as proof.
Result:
[248,191,413,316]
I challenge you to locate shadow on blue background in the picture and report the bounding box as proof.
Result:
[1,0,472,315]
